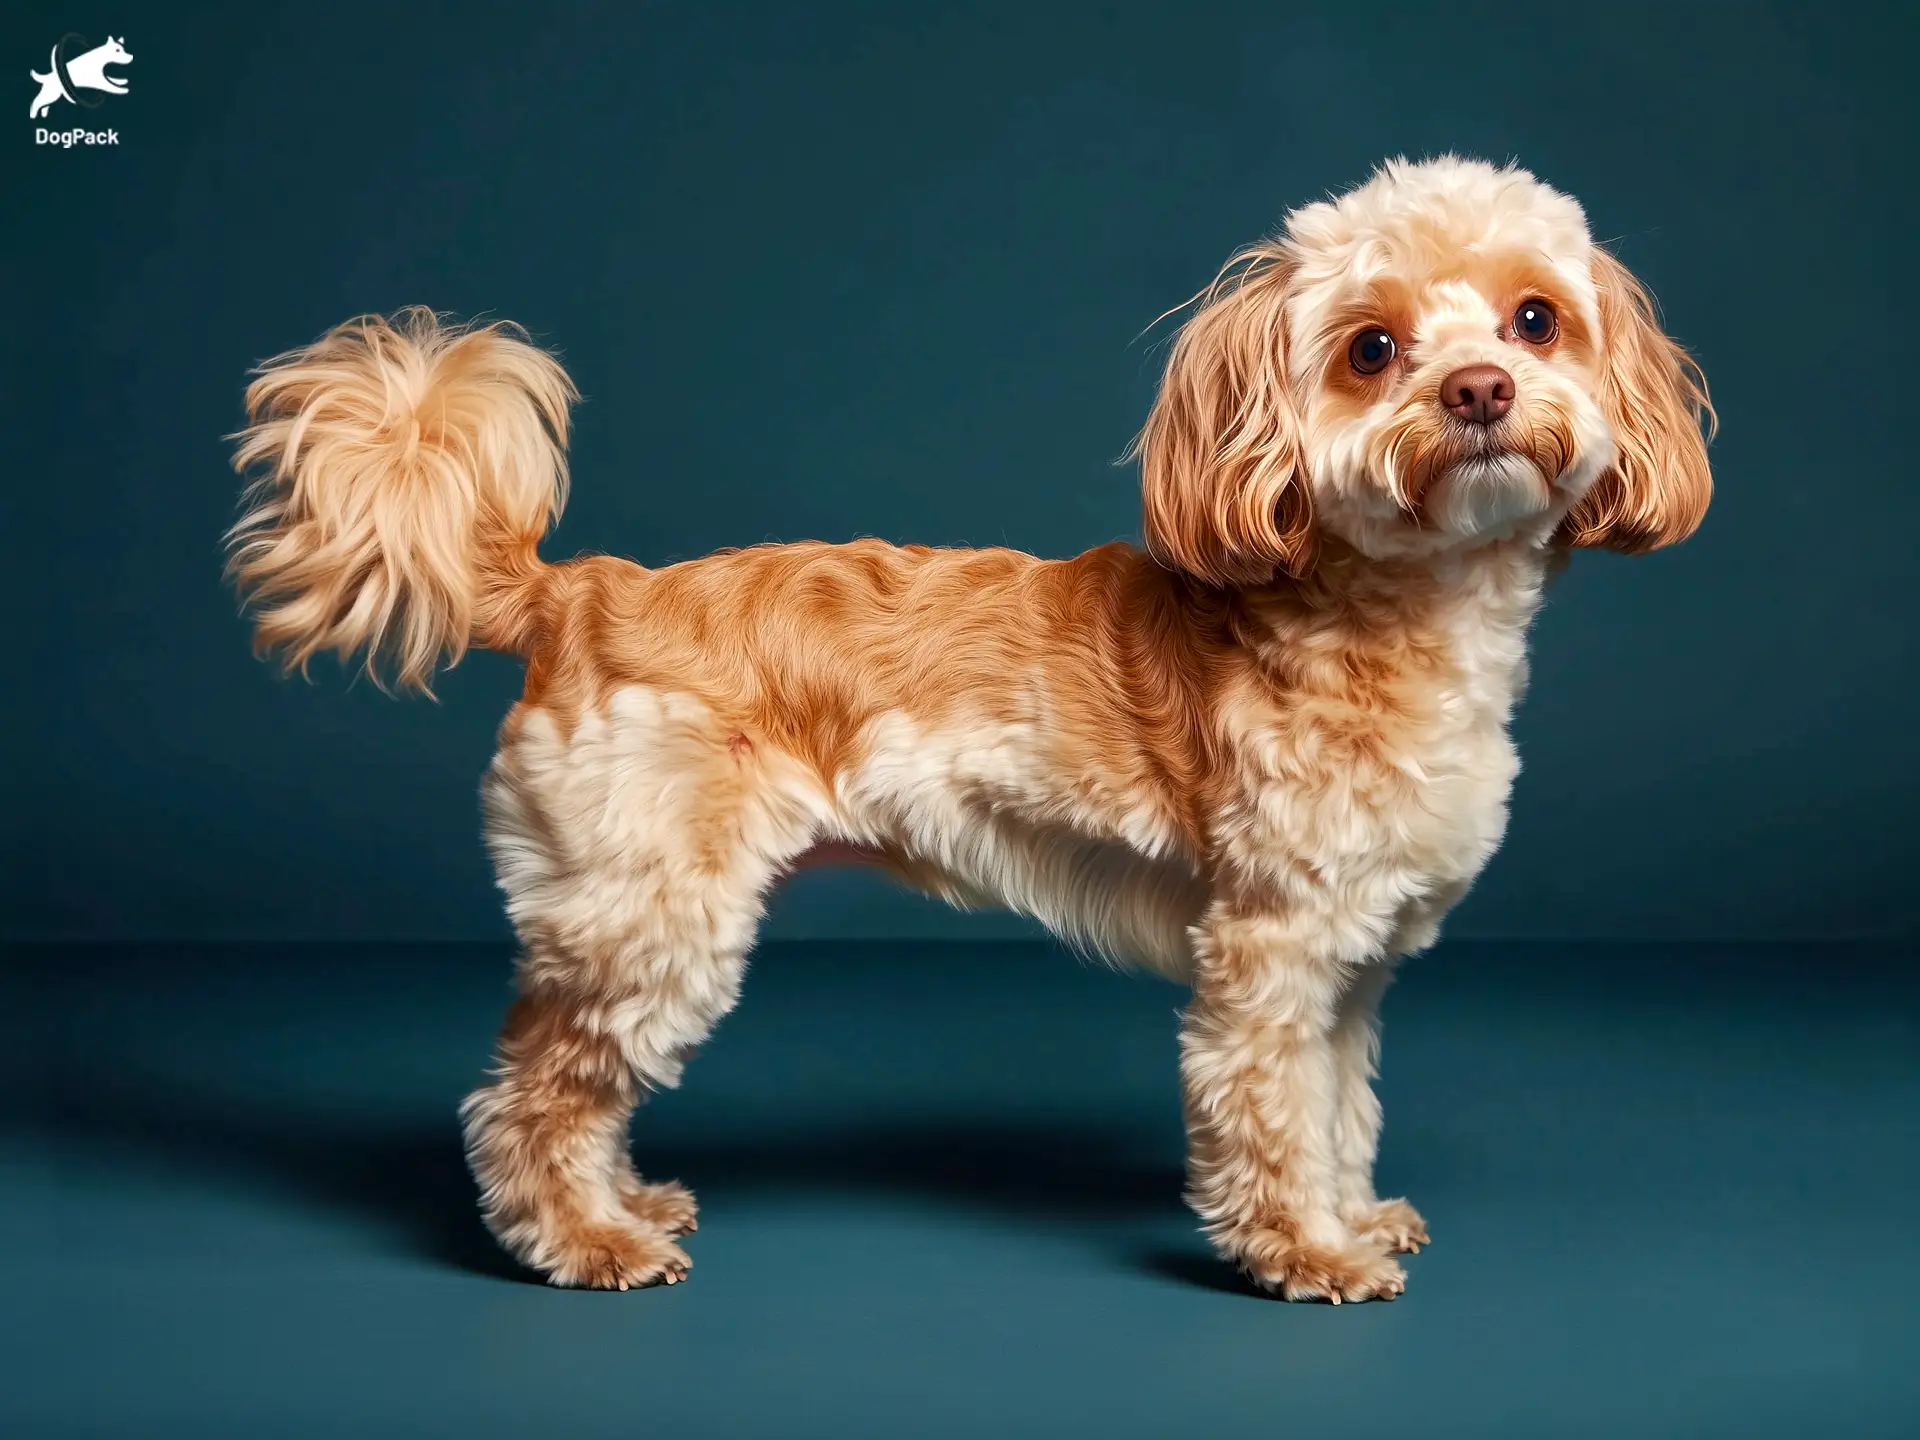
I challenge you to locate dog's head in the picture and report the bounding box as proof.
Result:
[1134,156,1713,583]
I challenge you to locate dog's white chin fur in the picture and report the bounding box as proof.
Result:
[1427,452,1554,541]
[1315,447,1587,560]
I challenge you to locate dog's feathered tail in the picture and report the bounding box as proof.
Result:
[226,308,576,694]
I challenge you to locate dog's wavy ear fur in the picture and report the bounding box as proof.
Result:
[1133,247,1315,587]
[1561,247,1715,552]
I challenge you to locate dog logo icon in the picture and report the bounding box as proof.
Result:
[29,34,132,119]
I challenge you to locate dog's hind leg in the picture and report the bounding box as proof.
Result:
[461,688,824,1289]
[462,987,705,1288]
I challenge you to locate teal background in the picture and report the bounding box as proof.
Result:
[7,4,1920,1437]
[5,0,1915,944]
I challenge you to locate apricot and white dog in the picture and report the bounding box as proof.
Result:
[226,156,1712,1302]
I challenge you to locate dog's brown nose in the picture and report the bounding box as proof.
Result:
[1440,365,1515,424]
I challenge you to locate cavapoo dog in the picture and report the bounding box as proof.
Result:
[226,156,1712,1302]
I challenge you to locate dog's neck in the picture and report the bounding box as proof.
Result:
[1230,535,1554,711]
[1313,532,1552,605]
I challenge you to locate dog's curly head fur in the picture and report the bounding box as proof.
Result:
[1134,155,1714,585]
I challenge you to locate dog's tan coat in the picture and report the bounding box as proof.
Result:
[227,156,1711,1300]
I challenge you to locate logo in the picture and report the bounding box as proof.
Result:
[29,33,132,129]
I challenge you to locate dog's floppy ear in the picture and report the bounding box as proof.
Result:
[1561,247,1715,552]
[1132,246,1314,587]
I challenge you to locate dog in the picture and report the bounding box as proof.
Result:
[225,156,1712,1302]
[29,35,131,119]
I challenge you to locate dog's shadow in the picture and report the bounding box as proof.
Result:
[14,1073,1254,1290]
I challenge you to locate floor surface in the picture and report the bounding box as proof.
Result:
[5,940,1916,1438]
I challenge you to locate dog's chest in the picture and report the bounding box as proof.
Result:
[1225,567,1541,900]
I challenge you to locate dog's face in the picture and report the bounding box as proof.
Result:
[1136,157,1713,582]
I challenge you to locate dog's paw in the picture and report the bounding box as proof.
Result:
[621,1179,699,1236]
[1235,1231,1406,1304]
[544,1222,692,1291]
[1350,1197,1429,1255]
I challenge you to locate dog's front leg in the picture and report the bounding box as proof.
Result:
[1180,896,1406,1302]
[1331,961,1428,1255]
[1325,886,1463,1254]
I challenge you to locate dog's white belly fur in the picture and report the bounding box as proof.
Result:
[485,693,1207,985]
[486,667,1520,995]
[835,712,1207,977]
[838,700,1524,977]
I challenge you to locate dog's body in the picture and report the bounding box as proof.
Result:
[227,158,1712,1301]
[29,36,131,118]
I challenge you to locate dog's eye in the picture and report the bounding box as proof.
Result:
[1513,300,1558,345]
[1349,328,1397,375]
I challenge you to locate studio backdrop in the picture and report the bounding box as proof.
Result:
[6,0,1914,944]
